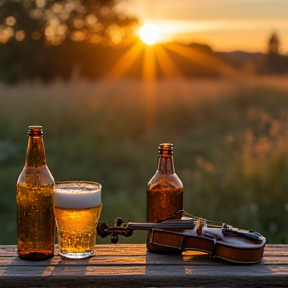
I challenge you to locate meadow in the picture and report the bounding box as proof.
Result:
[1,75,288,245]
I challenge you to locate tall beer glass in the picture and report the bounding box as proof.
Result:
[53,181,102,259]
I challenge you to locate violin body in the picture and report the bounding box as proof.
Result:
[150,227,265,264]
[97,211,266,264]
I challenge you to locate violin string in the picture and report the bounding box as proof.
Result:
[181,211,222,227]
[126,211,222,230]
[128,220,195,230]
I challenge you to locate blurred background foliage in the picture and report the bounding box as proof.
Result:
[1,77,288,244]
[0,0,138,82]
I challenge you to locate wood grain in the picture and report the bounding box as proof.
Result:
[0,244,287,287]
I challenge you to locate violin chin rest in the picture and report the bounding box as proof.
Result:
[222,225,266,242]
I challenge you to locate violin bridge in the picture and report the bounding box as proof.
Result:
[196,218,205,235]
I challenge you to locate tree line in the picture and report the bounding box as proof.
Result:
[0,0,287,83]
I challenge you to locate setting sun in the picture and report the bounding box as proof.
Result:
[139,24,159,45]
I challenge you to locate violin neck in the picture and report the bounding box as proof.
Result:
[127,220,195,231]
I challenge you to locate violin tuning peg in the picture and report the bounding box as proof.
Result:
[114,217,123,227]
[111,233,119,244]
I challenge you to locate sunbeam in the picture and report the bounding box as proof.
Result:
[165,42,238,77]
[142,46,157,81]
[107,41,144,79]
[154,44,182,78]
[142,46,157,129]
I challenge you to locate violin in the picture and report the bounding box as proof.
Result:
[97,210,266,264]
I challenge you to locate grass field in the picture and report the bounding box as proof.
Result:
[1,75,288,245]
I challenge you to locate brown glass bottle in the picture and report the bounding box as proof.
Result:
[147,143,183,253]
[16,126,55,260]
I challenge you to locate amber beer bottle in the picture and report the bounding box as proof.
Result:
[16,126,55,260]
[147,143,184,253]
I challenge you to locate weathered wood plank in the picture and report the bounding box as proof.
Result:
[0,273,288,288]
[0,244,288,287]
[0,246,287,266]
[1,262,287,275]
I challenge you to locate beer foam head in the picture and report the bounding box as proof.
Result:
[54,181,101,209]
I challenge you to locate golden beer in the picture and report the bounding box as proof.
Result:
[53,181,102,259]
[17,185,55,260]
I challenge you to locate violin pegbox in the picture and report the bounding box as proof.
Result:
[97,217,134,244]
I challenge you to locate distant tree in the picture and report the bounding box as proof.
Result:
[0,0,138,82]
[0,0,137,46]
[259,31,288,75]
[268,32,280,55]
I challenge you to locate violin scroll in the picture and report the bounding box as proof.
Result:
[97,217,133,244]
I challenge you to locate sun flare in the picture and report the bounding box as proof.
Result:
[139,24,159,45]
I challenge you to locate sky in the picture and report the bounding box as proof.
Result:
[117,0,288,53]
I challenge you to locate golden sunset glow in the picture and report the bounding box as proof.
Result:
[104,34,240,129]
[117,0,288,53]
[139,24,159,45]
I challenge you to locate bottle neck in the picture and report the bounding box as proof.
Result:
[25,135,46,167]
[157,154,175,175]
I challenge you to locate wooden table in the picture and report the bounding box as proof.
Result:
[0,244,287,287]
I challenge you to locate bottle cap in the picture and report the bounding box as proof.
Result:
[28,125,43,136]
